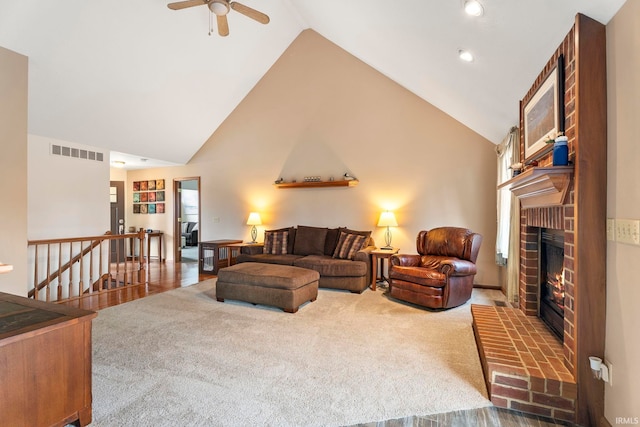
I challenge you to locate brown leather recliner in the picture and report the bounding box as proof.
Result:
[389,227,482,309]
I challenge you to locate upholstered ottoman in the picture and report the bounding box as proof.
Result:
[216,262,320,313]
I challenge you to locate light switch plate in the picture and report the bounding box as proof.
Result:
[615,219,640,245]
[607,219,615,241]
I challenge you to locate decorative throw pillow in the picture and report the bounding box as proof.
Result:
[263,231,289,255]
[333,231,368,260]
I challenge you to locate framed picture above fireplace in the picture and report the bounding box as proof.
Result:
[523,55,564,161]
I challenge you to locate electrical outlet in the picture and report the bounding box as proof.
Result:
[213,217,220,223]
[607,218,616,241]
[616,219,640,245]
[605,359,613,386]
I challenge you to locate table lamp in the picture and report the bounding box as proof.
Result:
[377,211,398,249]
[246,212,262,243]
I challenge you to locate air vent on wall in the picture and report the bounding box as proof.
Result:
[51,144,103,162]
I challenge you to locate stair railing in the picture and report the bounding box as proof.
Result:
[27,230,147,303]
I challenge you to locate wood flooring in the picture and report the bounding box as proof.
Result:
[61,260,574,426]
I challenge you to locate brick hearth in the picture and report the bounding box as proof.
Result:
[472,305,576,421]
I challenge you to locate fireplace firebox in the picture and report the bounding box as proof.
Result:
[539,228,565,340]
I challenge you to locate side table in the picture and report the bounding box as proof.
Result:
[371,248,399,291]
[199,239,242,275]
[146,230,164,263]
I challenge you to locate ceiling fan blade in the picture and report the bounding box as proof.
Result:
[167,0,207,10]
[217,14,230,36]
[230,2,270,24]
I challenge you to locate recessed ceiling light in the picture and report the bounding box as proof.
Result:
[464,0,484,17]
[459,49,474,62]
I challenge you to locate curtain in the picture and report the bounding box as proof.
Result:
[495,127,520,303]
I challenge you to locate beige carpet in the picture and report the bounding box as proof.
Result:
[91,280,495,426]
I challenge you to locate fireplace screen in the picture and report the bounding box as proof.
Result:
[540,229,565,340]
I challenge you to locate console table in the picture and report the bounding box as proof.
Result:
[146,230,164,263]
[0,292,97,426]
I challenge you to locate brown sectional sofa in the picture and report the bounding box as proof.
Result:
[236,225,375,293]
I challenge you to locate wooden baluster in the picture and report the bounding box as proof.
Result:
[57,243,63,301]
[89,240,94,294]
[139,230,145,283]
[33,245,39,300]
[99,238,104,293]
[68,243,73,298]
[78,241,83,298]
[123,236,129,286]
[45,244,51,302]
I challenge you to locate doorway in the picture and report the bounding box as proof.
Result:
[173,177,201,263]
[110,181,125,261]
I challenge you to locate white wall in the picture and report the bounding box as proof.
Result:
[125,30,500,287]
[28,135,110,239]
[0,46,28,296]
[605,1,640,421]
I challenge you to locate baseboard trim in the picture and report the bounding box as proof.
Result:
[473,283,502,290]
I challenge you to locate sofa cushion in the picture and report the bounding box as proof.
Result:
[324,227,344,256]
[293,225,328,256]
[237,253,301,266]
[294,255,367,277]
[333,231,368,260]
[264,230,289,255]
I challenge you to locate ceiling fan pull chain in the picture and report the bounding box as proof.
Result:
[208,10,213,36]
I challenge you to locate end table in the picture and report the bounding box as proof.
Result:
[371,247,400,291]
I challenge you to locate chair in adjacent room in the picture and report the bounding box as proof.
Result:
[182,222,198,247]
[388,227,482,310]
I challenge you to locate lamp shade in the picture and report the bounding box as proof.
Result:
[246,212,262,226]
[377,211,398,227]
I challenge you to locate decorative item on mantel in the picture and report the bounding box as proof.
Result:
[553,135,569,166]
[509,162,523,177]
[544,131,569,166]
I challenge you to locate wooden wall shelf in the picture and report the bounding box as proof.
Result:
[274,180,359,189]
[498,166,573,209]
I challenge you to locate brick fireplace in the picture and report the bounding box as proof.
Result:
[472,14,607,425]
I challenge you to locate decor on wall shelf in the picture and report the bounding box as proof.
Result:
[377,211,398,249]
[133,179,165,214]
[246,212,262,243]
[523,55,564,161]
[274,179,359,189]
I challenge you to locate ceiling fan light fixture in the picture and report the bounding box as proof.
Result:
[459,49,474,62]
[209,0,230,16]
[464,0,484,17]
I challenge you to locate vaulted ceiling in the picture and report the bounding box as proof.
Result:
[0,0,626,169]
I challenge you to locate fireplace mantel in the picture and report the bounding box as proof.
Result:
[498,166,573,209]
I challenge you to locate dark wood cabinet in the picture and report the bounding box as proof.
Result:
[0,292,97,427]
[198,239,242,275]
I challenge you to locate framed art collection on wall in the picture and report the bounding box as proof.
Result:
[133,179,165,214]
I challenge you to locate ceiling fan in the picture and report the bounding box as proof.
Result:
[167,0,270,37]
